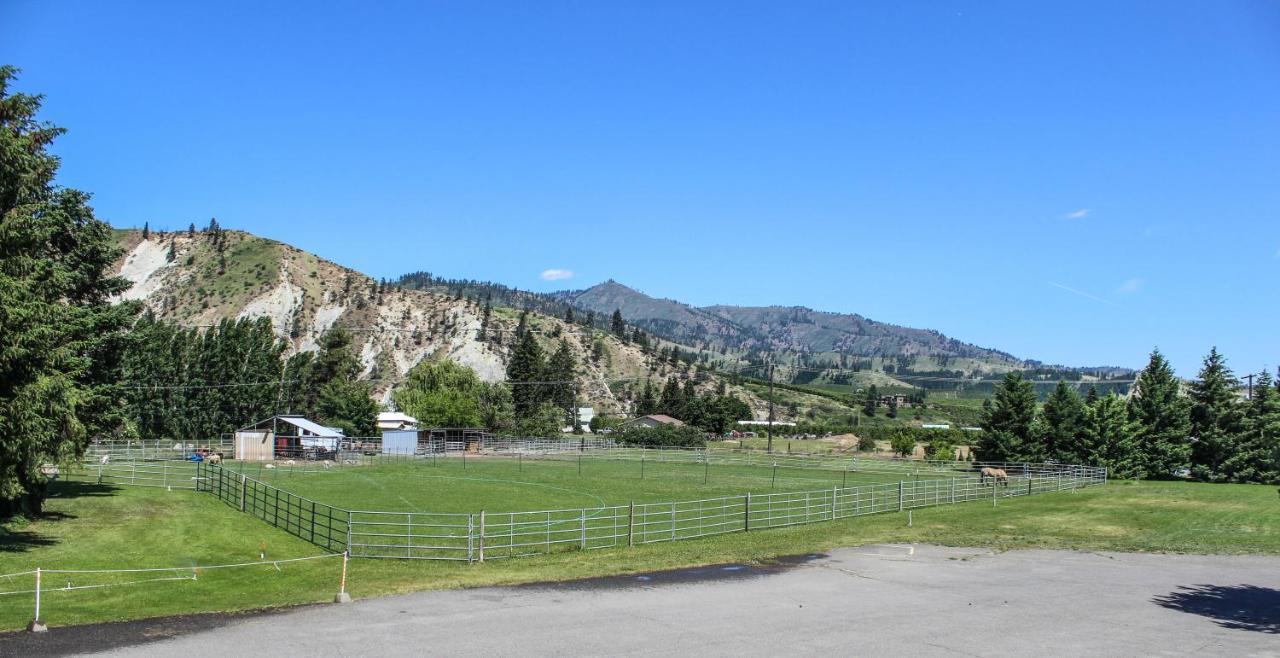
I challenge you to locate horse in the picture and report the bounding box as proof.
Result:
[979,466,1009,487]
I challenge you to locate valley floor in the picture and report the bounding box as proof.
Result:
[0,479,1276,633]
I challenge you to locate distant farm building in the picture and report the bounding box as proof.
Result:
[235,415,343,461]
[878,394,910,408]
[736,420,798,427]
[377,411,418,431]
[563,407,595,433]
[624,414,685,429]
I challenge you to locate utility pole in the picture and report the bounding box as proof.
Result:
[766,356,775,453]
[1246,373,1255,400]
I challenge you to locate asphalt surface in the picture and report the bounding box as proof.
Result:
[7,545,1279,657]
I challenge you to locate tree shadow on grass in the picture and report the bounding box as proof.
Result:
[1153,584,1280,634]
[49,480,120,499]
[1,481,121,553]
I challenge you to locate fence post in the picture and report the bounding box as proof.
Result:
[467,514,475,563]
[627,501,635,547]
[950,478,955,504]
[993,480,998,507]
[744,493,751,531]
[832,486,838,520]
[478,510,486,563]
[27,567,45,633]
[1028,477,1033,497]
[898,480,904,512]
[580,509,588,550]
[239,474,247,512]
[98,463,103,484]
[346,511,353,555]
[334,551,352,603]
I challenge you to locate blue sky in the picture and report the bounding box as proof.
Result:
[3,1,1278,376]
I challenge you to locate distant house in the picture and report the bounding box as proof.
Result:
[921,423,951,430]
[878,394,910,408]
[623,414,685,429]
[235,415,343,461]
[377,411,418,431]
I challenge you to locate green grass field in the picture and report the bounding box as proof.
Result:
[221,454,925,514]
[1,477,1277,632]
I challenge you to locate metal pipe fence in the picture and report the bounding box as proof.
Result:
[189,459,1105,561]
[63,459,203,490]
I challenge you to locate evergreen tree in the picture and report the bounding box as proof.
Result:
[506,329,546,418]
[564,306,574,324]
[862,384,878,417]
[1085,385,1100,406]
[1187,347,1244,481]
[975,373,1037,462]
[0,67,138,515]
[636,381,659,416]
[188,222,195,237]
[166,238,176,263]
[1083,394,1140,477]
[659,378,684,418]
[1220,371,1280,484]
[611,309,626,339]
[142,221,150,240]
[1129,348,1192,479]
[1037,381,1088,463]
[547,339,578,424]
[887,395,898,419]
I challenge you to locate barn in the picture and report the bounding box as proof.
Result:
[235,415,344,461]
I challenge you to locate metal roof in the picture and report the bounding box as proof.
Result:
[239,415,343,438]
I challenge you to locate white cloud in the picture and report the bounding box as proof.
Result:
[1063,209,1090,219]
[1115,278,1145,295]
[539,269,574,281]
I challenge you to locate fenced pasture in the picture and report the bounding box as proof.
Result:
[192,447,1105,561]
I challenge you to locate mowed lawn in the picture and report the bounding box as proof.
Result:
[220,454,926,513]
[1,478,1277,631]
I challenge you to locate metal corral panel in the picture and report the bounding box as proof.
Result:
[381,430,418,456]
[235,430,274,461]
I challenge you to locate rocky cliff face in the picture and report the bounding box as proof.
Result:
[112,229,771,417]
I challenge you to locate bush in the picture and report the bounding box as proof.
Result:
[615,424,707,448]
[856,435,877,452]
[889,432,916,458]
[926,438,956,461]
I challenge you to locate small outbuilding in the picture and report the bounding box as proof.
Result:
[235,415,343,461]
[377,411,418,431]
[623,414,686,429]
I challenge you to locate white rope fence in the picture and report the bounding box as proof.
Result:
[8,552,351,633]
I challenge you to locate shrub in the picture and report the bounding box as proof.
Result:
[857,435,877,452]
[615,424,707,448]
[890,432,916,458]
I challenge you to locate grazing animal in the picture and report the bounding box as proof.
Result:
[979,467,1009,487]
[264,463,276,469]
[100,455,110,465]
[205,453,222,465]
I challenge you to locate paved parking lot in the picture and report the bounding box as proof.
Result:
[11,544,1280,657]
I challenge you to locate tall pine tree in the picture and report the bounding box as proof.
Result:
[1187,347,1243,481]
[975,373,1037,462]
[1220,371,1280,484]
[1036,381,1088,463]
[1129,348,1192,479]
[0,67,137,514]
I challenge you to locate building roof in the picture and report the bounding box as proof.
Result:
[377,411,418,424]
[239,415,343,438]
[626,414,685,426]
